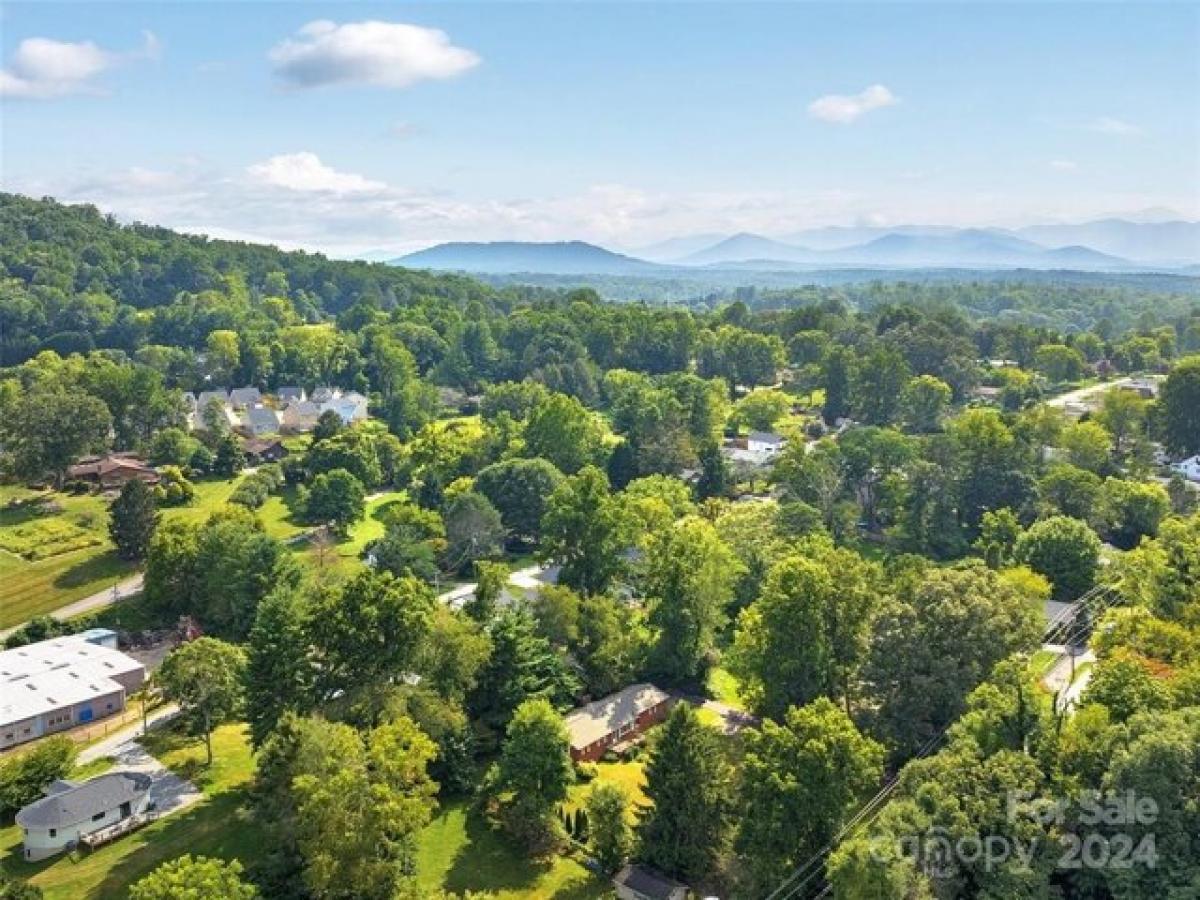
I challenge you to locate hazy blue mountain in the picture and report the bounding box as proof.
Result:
[394,240,662,275]
[780,224,959,250]
[632,233,728,262]
[682,232,817,265]
[1016,219,1200,264]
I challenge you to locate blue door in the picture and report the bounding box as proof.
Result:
[78,707,94,723]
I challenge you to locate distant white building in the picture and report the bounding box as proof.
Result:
[0,631,146,751]
[16,771,152,860]
[723,430,787,465]
[322,390,370,425]
[1173,455,1200,483]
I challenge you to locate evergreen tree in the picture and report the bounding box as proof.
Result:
[821,346,853,426]
[694,440,729,500]
[491,698,573,852]
[245,584,314,748]
[587,782,632,874]
[213,432,246,476]
[637,703,732,882]
[108,478,159,561]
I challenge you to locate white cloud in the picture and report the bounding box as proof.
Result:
[269,20,479,90]
[1088,116,1143,136]
[246,152,387,194]
[0,31,158,99]
[1049,159,1077,171]
[808,84,898,124]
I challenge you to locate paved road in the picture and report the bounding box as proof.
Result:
[78,705,180,764]
[0,573,145,640]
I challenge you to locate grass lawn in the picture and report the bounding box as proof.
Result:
[415,800,608,900]
[566,760,648,818]
[0,487,138,629]
[706,667,746,709]
[0,724,263,899]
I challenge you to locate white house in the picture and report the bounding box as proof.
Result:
[16,771,152,860]
[1173,455,1200,483]
[723,430,787,466]
[321,390,370,425]
[0,631,146,751]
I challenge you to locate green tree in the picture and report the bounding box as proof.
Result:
[1095,387,1148,458]
[474,457,564,543]
[312,409,344,442]
[731,541,879,718]
[1014,515,1102,601]
[465,560,508,623]
[734,388,791,431]
[1060,420,1112,474]
[0,737,76,819]
[901,374,952,432]
[157,637,246,765]
[864,563,1042,760]
[1082,649,1172,722]
[281,717,438,900]
[245,584,314,748]
[695,440,730,500]
[130,855,257,900]
[108,478,159,560]
[490,698,573,851]
[0,390,112,486]
[1033,343,1085,383]
[1039,463,1103,521]
[587,782,632,874]
[736,698,884,895]
[308,570,436,702]
[523,392,605,474]
[974,508,1022,568]
[853,346,911,425]
[821,346,853,426]
[304,468,366,533]
[646,516,743,683]
[212,432,246,477]
[1101,478,1170,549]
[442,491,504,574]
[541,466,630,595]
[1159,354,1200,456]
[468,608,579,732]
[637,703,732,882]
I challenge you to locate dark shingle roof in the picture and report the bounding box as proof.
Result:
[15,772,151,829]
[614,864,686,900]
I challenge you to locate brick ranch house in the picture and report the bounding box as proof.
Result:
[564,683,672,762]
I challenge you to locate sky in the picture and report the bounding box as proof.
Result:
[2,2,1198,256]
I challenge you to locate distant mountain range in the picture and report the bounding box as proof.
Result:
[392,219,1200,275]
[394,241,659,275]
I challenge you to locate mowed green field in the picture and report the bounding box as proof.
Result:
[0,476,410,630]
[0,486,136,629]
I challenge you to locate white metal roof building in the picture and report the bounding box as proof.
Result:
[0,633,145,751]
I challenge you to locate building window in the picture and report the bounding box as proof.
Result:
[49,828,56,837]
[92,811,105,821]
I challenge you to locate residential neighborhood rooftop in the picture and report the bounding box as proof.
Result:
[563,683,670,752]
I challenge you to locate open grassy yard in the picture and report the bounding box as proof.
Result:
[0,487,137,629]
[415,800,609,900]
[0,725,262,900]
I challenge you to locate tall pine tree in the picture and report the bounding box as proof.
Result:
[109,479,159,560]
[637,703,732,882]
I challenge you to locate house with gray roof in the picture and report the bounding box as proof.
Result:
[16,771,152,860]
[239,405,281,436]
[277,386,306,403]
[613,864,688,900]
[228,386,263,409]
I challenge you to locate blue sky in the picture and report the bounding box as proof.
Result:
[2,2,1197,254]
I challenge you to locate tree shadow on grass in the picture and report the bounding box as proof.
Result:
[90,790,263,898]
[52,550,133,590]
[443,805,555,895]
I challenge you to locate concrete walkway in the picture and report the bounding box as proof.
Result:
[0,573,145,640]
[1041,644,1096,712]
